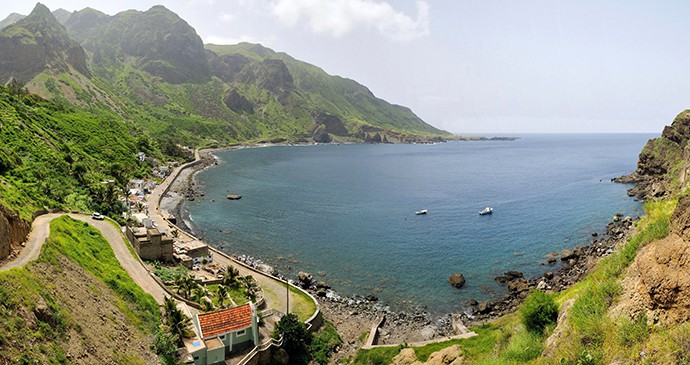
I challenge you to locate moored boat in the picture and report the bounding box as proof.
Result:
[479,207,493,215]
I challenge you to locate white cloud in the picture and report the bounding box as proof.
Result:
[271,0,430,42]
[218,13,235,22]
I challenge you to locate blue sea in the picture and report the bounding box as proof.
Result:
[183,134,654,314]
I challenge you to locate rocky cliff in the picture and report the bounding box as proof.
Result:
[0,204,30,260]
[615,110,690,198]
[0,3,90,83]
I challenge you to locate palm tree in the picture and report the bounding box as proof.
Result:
[174,273,185,296]
[216,284,228,308]
[192,286,207,304]
[162,295,193,346]
[182,275,197,300]
[224,265,240,287]
[202,298,215,312]
[163,295,177,321]
[241,275,258,301]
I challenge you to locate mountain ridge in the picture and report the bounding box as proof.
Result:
[0,3,451,146]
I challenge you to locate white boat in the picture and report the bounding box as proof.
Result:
[415,209,428,215]
[479,207,493,215]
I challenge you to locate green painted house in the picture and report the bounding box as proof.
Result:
[189,303,259,365]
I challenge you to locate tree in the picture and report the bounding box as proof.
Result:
[273,313,310,364]
[162,296,193,346]
[241,275,258,301]
[521,290,558,333]
[175,273,197,300]
[153,328,178,365]
[192,285,207,304]
[201,298,215,312]
[224,265,240,287]
[216,284,228,308]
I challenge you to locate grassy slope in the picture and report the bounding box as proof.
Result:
[0,216,160,364]
[351,199,683,364]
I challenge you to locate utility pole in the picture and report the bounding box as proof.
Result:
[286,279,290,315]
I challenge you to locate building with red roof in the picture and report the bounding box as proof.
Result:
[189,303,259,365]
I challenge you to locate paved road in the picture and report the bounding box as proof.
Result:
[0,213,62,271]
[147,151,316,319]
[1,213,168,305]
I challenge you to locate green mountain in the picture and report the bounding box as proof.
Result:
[0,3,451,147]
[0,12,25,29]
[0,3,90,83]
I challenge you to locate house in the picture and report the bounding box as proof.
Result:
[189,303,259,365]
[126,226,174,262]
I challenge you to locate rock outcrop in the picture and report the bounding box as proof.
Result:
[618,196,690,325]
[391,345,464,365]
[448,273,466,288]
[0,205,31,260]
[614,110,690,198]
[0,3,91,83]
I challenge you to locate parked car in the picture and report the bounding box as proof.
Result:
[91,212,104,220]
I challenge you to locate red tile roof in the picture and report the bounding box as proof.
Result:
[198,304,254,339]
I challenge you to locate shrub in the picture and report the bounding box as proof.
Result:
[521,290,558,333]
[273,313,310,364]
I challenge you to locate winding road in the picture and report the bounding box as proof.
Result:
[0,213,168,304]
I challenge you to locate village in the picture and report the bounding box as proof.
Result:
[118,150,322,365]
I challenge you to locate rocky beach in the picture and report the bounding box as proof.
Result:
[159,143,643,360]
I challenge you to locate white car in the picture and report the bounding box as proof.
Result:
[91,212,105,220]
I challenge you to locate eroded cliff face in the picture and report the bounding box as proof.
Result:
[616,197,690,325]
[0,204,30,260]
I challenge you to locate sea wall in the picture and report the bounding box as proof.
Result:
[0,204,30,260]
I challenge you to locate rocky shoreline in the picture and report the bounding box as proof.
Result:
[162,144,641,359]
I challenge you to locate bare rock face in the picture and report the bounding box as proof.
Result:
[391,348,419,365]
[631,198,690,324]
[670,196,690,241]
[636,235,690,314]
[0,205,31,260]
[390,345,464,365]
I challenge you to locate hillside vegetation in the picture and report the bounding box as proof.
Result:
[0,85,161,220]
[0,216,163,364]
[0,4,451,149]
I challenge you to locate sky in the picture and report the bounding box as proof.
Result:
[2,1,689,134]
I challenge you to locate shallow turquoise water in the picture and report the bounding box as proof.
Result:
[184,134,653,313]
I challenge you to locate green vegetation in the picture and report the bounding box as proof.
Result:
[0,215,164,364]
[521,291,558,333]
[311,321,344,365]
[0,85,166,220]
[274,313,312,364]
[290,284,318,322]
[43,216,160,329]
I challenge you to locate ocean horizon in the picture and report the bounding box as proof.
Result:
[182,133,655,314]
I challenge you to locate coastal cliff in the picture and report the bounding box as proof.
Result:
[615,110,690,198]
[0,204,30,260]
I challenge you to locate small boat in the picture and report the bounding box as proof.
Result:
[226,194,242,200]
[415,209,428,215]
[479,207,493,215]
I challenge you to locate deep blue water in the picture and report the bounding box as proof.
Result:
[184,134,654,313]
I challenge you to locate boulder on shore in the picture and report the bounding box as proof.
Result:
[448,273,466,288]
[297,271,313,288]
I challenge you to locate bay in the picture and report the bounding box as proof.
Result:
[183,134,654,313]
